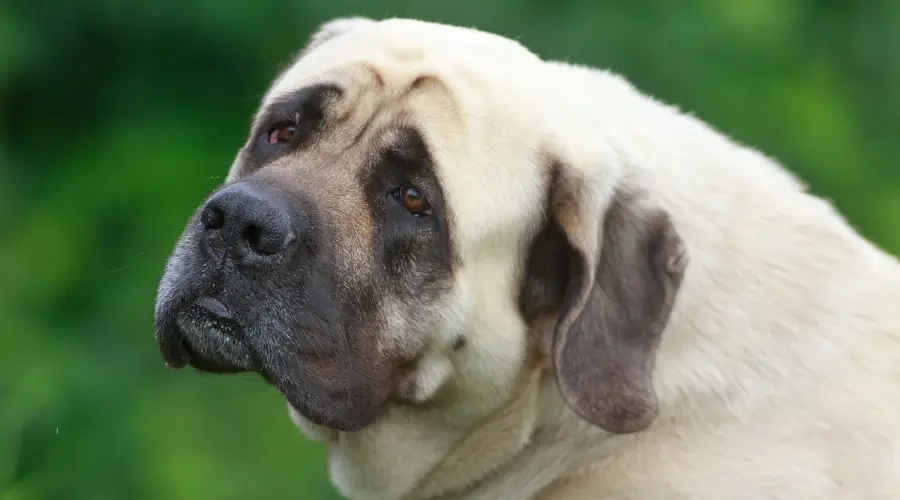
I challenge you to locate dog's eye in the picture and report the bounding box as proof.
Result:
[267,123,297,145]
[396,185,432,216]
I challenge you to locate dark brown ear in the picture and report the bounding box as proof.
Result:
[521,175,688,434]
[298,17,377,57]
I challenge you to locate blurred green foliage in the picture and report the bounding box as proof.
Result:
[1,0,898,498]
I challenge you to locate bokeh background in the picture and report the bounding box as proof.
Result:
[2,0,899,499]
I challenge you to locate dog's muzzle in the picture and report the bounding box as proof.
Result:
[154,179,302,372]
[153,178,390,432]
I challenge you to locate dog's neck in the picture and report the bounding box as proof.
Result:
[403,323,605,499]
[344,370,625,500]
[311,361,602,500]
[405,367,545,499]
[409,367,634,500]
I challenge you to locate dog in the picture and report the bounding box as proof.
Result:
[154,17,900,499]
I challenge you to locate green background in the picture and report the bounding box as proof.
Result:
[2,1,898,499]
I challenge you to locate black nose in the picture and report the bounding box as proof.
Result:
[199,182,296,261]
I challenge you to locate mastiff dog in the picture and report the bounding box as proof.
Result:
[154,17,900,500]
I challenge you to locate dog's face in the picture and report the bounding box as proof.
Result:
[154,18,688,437]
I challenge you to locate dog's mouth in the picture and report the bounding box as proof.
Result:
[173,296,255,373]
[155,294,241,370]
[155,292,391,432]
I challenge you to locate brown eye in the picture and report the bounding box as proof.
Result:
[267,124,297,144]
[398,185,431,215]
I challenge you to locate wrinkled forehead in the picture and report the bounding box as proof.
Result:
[265,19,542,103]
[247,19,553,248]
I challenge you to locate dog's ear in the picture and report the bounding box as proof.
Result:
[299,17,377,57]
[520,166,688,433]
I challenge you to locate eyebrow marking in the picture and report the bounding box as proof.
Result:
[253,83,343,135]
[361,63,385,88]
[398,74,438,100]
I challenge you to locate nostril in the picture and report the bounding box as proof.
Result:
[199,182,299,262]
[243,223,296,256]
[242,224,277,256]
[243,224,267,255]
[201,206,226,230]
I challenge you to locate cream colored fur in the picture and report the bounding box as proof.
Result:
[273,18,900,499]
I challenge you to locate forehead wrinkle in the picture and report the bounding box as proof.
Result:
[359,62,386,88]
[399,73,460,117]
[262,58,466,163]
[265,61,382,112]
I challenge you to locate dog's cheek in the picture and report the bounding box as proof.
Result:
[400,286,474,403]
[395,351,456,403]
[287,402,339,443]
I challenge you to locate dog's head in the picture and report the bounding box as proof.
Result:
[154,18,688,436]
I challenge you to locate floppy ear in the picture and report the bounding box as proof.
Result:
[298,17,377,57]
[520,167,688,433]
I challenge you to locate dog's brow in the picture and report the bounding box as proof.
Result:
[388,127,431,164]
[255,83,343,131]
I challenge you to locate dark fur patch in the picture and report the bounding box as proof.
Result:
[236,84,343,175]
[359,126,455,299]
[520,166,689,434]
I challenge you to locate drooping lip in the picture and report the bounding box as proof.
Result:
[155,292,388,433]
[155,301,191,369]
[175,301,255,371]
[155,294,250,371]
[154,271,200,368]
